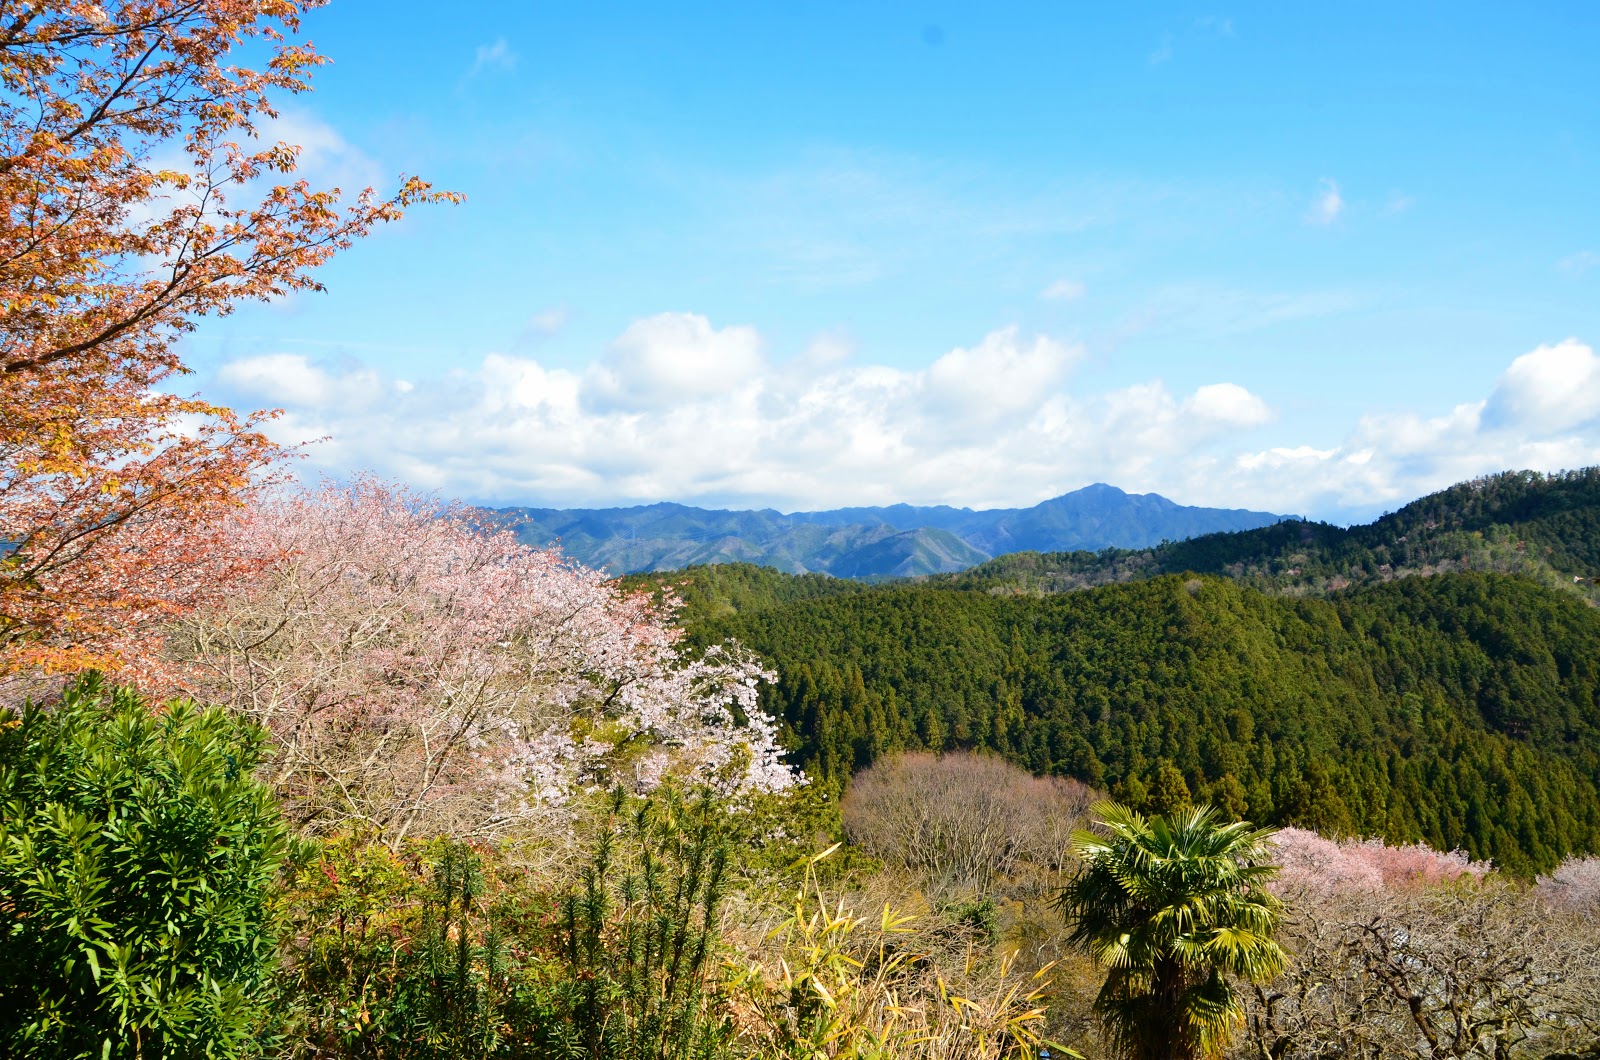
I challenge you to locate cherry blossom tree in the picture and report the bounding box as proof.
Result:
[166,478,798,844]
[1268,827,1489,895]
[1536,855,1600,912]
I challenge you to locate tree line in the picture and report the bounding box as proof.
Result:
[693,571,1600,875]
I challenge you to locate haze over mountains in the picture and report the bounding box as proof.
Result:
[491,484,1290,578]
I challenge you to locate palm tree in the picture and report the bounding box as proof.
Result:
[1056,801,1287,1060]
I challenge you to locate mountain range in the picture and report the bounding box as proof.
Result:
[490,484,1289,578]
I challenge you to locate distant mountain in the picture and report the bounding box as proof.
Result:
[489,485,1289,578]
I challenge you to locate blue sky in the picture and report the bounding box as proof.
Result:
[192,2,1600,520]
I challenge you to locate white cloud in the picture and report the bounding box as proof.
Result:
[1041,278,1087,302]
[923,327,1081,423]
[469,37,517,77]
[1215,341,1600,517]
[1482,339,1600,433]
[584,312,764,411]
[1236,445,1338,471]
[1307,178,1343,225]
[1183,383,1273,427]
[213,323,1600,524]
[216,353,381,409]
[217,320,1266,511]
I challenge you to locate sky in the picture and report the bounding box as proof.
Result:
[188,2,1600,522]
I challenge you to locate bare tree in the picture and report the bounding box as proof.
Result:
[841,751,1096,896]
[1239,882,1600,1060]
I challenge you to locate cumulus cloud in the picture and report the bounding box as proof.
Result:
[216,353,382,409]
[922,327,1080,423]
[1481,339,1600,433]
[1219,340,1600,517]
[1183,383,1274,427]
[218,319,1268,511]
[584,312,764,411]
[1307,179,1343,225]
[214,322,1600,523]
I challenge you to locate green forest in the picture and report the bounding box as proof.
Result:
[628,469,1600,876]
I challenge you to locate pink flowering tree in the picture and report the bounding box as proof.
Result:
[1269,827,1489,895]
[166,478,797,844]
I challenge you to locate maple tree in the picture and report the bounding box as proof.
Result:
[166,478,798,844]
[0,0,457,678]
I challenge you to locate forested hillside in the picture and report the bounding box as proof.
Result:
[690,571,1600,874]
[622,562,866,623]
[938,468,1600,599]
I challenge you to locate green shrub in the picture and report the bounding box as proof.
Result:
[273,830,532,1059]
[527,787,736,1060]
[0,675,289,1059]
[273,788,737,1060]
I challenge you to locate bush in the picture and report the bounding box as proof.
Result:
[728,847,1069,1060]
[0,676,288,1059]
[273,831,527,1059]
[274,787,738,1060]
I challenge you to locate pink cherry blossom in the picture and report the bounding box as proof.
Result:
[166,476,798,844]
[1270,827,1489,895]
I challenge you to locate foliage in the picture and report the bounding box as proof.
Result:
[275,830,533,1060]
[699,570,1600,873]
[529,787,736,1060]
[729,847,1071,1060]
[1057,802,1286,1060]
[0,0,456,679]
[622,563,867,625]
[0,675,288,1059]
[167,478,797,843]
[276,787,747,1060]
